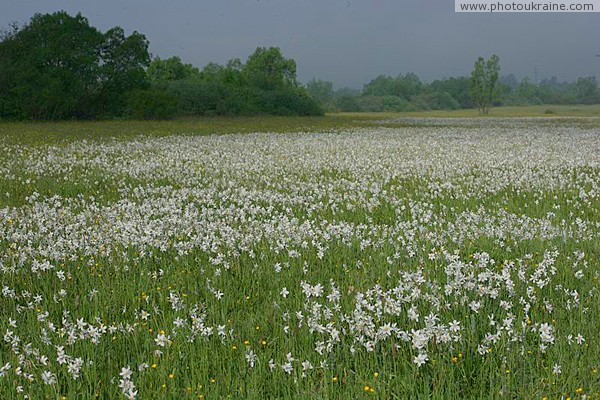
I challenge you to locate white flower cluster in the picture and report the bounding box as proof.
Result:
[0,119,597,397]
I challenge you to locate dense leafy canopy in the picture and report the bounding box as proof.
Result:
[243,47,297,90]
[0,12,321,120]
[154,47,322,117]
[147,57,200,83]
[0,12,150,120]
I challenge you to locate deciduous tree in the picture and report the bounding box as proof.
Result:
[0,11,150,119]
[469,55,500,114]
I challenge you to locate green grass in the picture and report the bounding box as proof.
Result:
[0,115,369,145]
[2,104,600,145]
[331,104,600,118]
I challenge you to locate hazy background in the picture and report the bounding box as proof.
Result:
[2,0,599,87]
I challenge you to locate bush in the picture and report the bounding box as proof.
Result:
[414,91,460,110]
[126,88,179,120]
[251,88,323,116]
[164,81,322,116]
[334,95,361,112]
[356,96,410,112]
[502,94,542,106]
[166,80,242,116]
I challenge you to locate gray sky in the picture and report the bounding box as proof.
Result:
[2,0,599,88]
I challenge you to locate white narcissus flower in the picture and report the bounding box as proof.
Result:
[1,121,597,398]
[119,366,133,380]
[552,364,562,374]
[41,371,56,385]
[245,350,257,368]
[155,333,171,347]
[413,353,428,368]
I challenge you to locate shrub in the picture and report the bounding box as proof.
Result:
[356,96,410,112]
[334,95,361,112]
[165,80,239,116]
[126,88,179,120]
[414,91,460,110]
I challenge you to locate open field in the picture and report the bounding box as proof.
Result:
[0,115,599,399]
[332,104,600,119]
[2,104,600,145]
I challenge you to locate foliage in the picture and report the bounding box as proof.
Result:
[0,11,150,120]
[498,76,586,106]
[251,87,324,116]
[126,88,179,120]
[427,77,471,108]
[158,47,322,117]
[576,77,600,104]
[334,95,361,112]
[0,13,321,120]
[200,58,245,87]
[469,55,500,114]
[243,47,297,90]
[3,11,600,120]
[147,56,200,83]
[356,95,411,112]
[515,78,542,105]
[362,73,422,100]
[413,91,461,110]
[96,27,151,116]
[306,79,334,104]
[164,80,238,116]
[0,12,104,120]
[499,74,519,90]
[330,75,466,112]
[323,68,600,113]
[537,78,578,104]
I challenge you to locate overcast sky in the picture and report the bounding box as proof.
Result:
[2,0,599,88]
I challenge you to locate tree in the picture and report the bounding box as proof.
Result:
[362,75,396,97]
[469,55,500,114]
[147,56,200,83]
[414,91,460,110]
[306,79,334,104]
[500,74,519,90]
[0,12,104,119]
[335,95,360,112]
[538,78,578,104]
[243,47,297,90]
[362,73,422,100]
[157,49,322,117]
[514,78,541,105]
[427,77,471,108]
[394,73,422,100]
[576,77,599,104]
[0,11,150,120]
[126,87,178,120]
[196,58,244,87]
[97,27,150,116]
[222,58,244,87]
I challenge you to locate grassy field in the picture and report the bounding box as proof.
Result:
[2,104,600,145]
[332,104,600,118]
[0,113,598,399]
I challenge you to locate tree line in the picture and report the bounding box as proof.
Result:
[0,11,322,120]
[1,11,599,120]
[308,57,600,113]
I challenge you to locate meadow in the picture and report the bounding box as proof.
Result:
[0,110,599,399]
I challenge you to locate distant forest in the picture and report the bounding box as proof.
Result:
[1,11,599,120]
[314,73,600,113]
